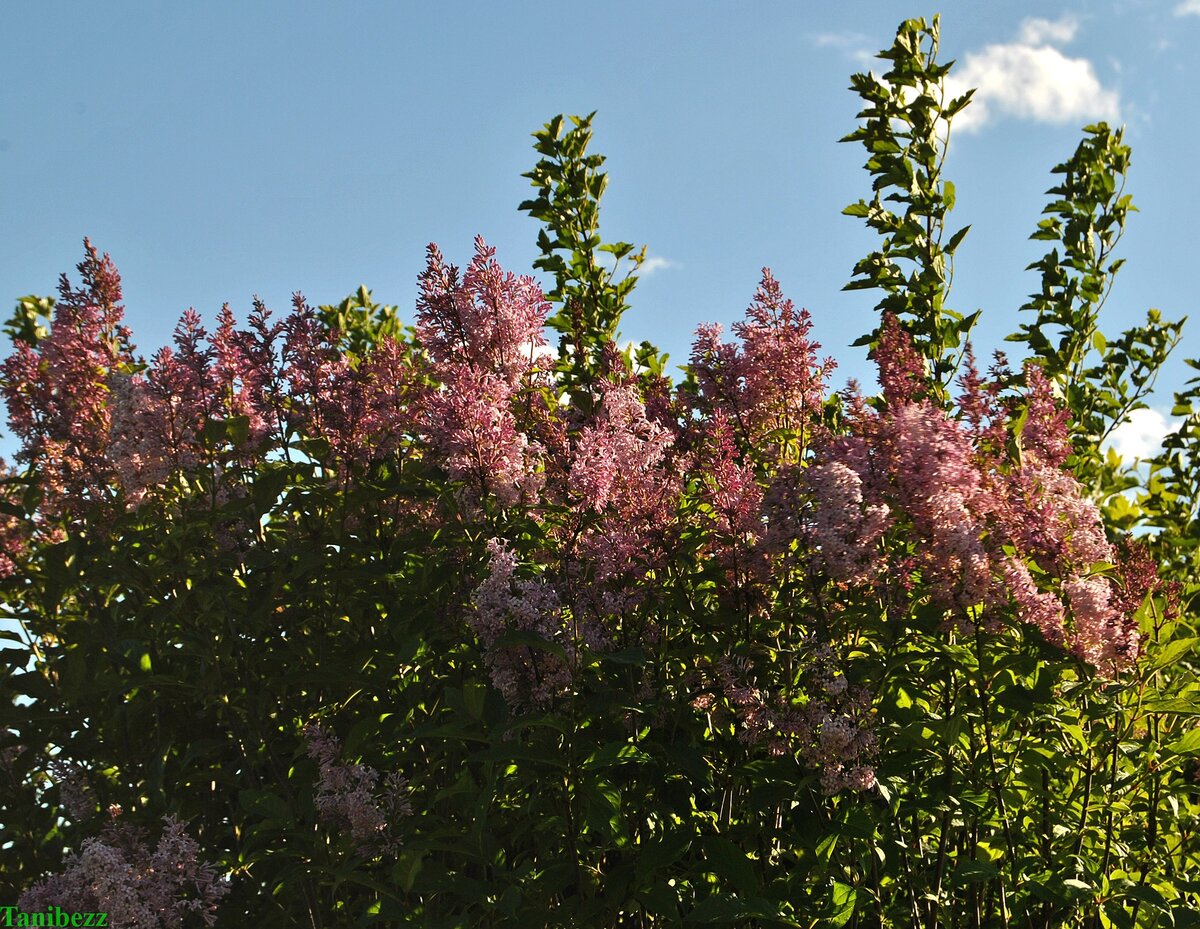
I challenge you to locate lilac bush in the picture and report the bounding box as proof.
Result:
[1,16,1197,929]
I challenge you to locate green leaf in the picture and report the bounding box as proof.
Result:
[687,893,748,923]
[1165,727,1200,756]
[951,859,999,885]
[701,836,757,895]
[822,881,857,928]
[1144,696,1200,716]
[580,741,652,771]
[637,830,693,874]
[238,788,291,825]
[392,851,424,892]
[1148,636,1198,670]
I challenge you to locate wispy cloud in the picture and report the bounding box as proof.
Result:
[945,15,1119,133]
[813,30,871,49]
[518,338,557,363]
[811,30,876,65]
[1103,407,1180,462]
[1174,0,1200,15]
[639,255,675,277]
[1017,15,1080,45]
[596,252,675,277]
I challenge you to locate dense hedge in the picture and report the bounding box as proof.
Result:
[2,16,1199,929]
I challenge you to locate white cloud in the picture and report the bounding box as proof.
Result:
[1018,15,1079,45]
[945,16,1119,133]
[812,30,875,65]
[1103,407,1180,462]
[518,338,556,363]
[813,30,871,49]
[639,255,675,277]
[596,252,674,278]
[1174,0,1200,15]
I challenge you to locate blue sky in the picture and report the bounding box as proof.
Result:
[2,1,1198,461]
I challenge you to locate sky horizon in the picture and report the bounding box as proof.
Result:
[3,2,1198,463]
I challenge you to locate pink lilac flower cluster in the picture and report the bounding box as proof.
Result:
[0,459,27,577]
[414,238,552,510]
[18,814,230,927]
[777,442,892,587]
[106,305,273,504]
[303,724,412,857]
[692,412,770,602]
[708,648,878,794]
[677,282,1161,792]
[3,241,424,518]
[880,400,995,608]
[416,237,552,386]
[787,643,879,795]
[775,313,1147,674]
[470,539,589,709]
[282,296,417,480]
[567,376,681,618]
[688,270,835,460]
[48,758,96,823]
[711,655,789,756]
[1,240,134,518]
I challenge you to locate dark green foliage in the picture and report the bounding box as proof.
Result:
[840,15,978,404]
[520,112,667,413]
[2,14,1200,929]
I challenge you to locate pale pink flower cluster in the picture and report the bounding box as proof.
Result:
[470,539,581,709]
[754,315,1140,673]
[1,240,133,517]
[18,815,230,927]
[104,314,274,526]
[105,304,283,502]
[999,558,1067,648]
[423,367,545,509]
[416,236,552,388]
[789,644,878,794]
[1006,460,1113,570]
[415,238,552,509]
[0,459,27,577]
[1020,364,1073,467]
[303,724,412,857]
[868,319,1136,671]
[48,758,96,823]
[881,401,994,608]
[709,648,878,794]
[688,269,834,457]
[793,451,891,586]
[570,381,673,513]
[106,370,177,504]
[567,378,681,620]
[1063,574,1137,671]
[712,655,787,755]
[282,297,416,478]
[3,241,428,512]
[695,413,769,585]
[874,313,928,406]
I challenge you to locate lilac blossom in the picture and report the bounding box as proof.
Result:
[470,539,585,709]
[303,724,412,857]
[18,815,230,927]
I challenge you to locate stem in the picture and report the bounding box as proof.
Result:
[889,803,925,927]
[1130,715,1161,927]
[974,625,1013,929]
